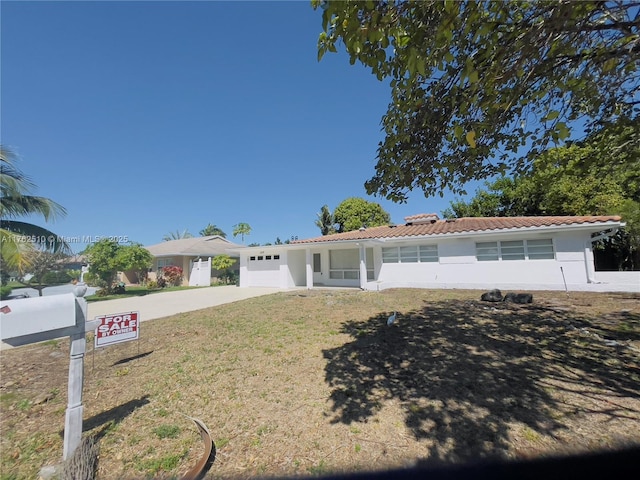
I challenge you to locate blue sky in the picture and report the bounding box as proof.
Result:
[2,0,474,251]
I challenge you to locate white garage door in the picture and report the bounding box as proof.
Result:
[247,255,281,287]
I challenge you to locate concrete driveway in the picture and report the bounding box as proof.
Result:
[87,286,282,322]
[1,286,283,350]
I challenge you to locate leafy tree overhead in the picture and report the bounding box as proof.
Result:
[333,197,391,233]
[199,223,227,237]
[0,146,69,271]
[315,204,336,235]
[443,121,639,269]
[313,1,639,201]
[163,229,193,241]
[233,222,252,243]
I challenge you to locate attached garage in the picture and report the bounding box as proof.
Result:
[244,252,283,287]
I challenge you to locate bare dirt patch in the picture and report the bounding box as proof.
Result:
[1,289,639,479]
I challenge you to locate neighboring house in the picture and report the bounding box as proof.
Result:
[235,214,639,293]
[132,236,244,286]
[57,254,88,272]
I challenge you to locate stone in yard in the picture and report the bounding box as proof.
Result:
[33,392,54,405]
[481,289,503,302]
[504,292,533,304]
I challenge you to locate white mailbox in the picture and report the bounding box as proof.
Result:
[1,293,77,341]
[0,289,101,460]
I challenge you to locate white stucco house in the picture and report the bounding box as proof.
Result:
[235,214,639,293]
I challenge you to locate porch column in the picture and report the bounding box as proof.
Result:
[584,240,596,283]
[358,244,367,290]
[305,248,313,289]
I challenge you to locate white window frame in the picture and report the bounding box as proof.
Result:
[382,244,439,263]
[328,248,374,280]
[157,258,174,271]
[475,239,555,261]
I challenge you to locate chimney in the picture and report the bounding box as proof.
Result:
[404,213,440,225]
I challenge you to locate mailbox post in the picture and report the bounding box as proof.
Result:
[0,283,99,460]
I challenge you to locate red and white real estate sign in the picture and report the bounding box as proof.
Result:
[94,311,139,348]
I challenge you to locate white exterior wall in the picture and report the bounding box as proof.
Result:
[238,228,638,293]
[286,250,307,287]
[594,271,640,286]
[371,231,596,291]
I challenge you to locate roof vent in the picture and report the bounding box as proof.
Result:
[404,213,440,225]
[359,226,366,231]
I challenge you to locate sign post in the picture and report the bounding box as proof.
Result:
[0,286,99,460]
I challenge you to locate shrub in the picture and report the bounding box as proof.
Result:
[220,269,238,285]
[146,280,158,289]
[83,272,101,287]
[42,270,72,285]
[0,285,12,299]
[66,269,82,281]
[161,265,183,287]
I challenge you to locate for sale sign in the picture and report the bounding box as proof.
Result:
[94,311,139,348]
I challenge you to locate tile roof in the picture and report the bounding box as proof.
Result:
[291,215,622,244]
[146,236,244,256]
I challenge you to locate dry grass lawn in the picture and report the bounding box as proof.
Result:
[1,288,639,479]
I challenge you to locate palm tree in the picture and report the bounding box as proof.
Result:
[315,205,336,235]
[232,222,251,243]
[162,229,194,241]
[0,146,69,271]
[199,223,227,237]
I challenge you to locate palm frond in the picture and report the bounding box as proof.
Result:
[0,146,36,194]
[0,220,71,254]
[0,229,36,273]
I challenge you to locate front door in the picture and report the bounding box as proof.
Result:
[312,252,324,285]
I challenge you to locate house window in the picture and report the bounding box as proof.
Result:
[382,245,439,263]
[501,240,525,261]
[266,255,272,260]
[476,239,554,261]
[400,246,418,263]
[476,242,499,261]
[313,253,321,273]
[257,256,263,260]
[157,258,174,271]
[419,245,439,262]
[382,247,399,263]
[327,248,374,281]
[527,238,554,259]
[250,256,256,261]
[274,255,280,260]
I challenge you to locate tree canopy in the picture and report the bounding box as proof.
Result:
[315,205,336,235]
[200,223,227,237]
[163,229,193,241]
[0,146,69,272]
[333,197,391,233]
[84,239,153,291]
[313,1,639,201]
[233,223,252,243]
[443,120,640,269]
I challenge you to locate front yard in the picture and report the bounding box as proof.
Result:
[1,289,638,479]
